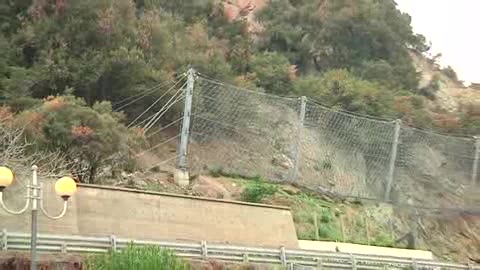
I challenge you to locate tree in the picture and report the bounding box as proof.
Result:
[294,69,394,117]
[0,0,32,36]
[458,101,480,135]
[256,0,424,90]
[393,95,433,128]
[251,52,293,95]
[17,96,133,183]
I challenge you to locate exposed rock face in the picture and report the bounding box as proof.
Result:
[222,0,267,33]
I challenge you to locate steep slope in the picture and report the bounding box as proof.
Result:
[411,51,480,115]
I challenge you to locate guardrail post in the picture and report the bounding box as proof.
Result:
[201,241,208,259]
[350,254,357,270]
[243,253,249,263]
[280,246,287,266]
[110,235,117,252]
[1,229,7,250]
[468,263,474,270]
[316,258,323,269]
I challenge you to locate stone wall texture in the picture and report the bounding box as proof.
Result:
[0,183,298,248]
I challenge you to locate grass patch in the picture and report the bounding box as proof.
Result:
[372,231,395,247]
[86,244,190,270]
[241,178,279,203]
[206,172,398,249]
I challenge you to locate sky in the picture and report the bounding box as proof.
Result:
[395,0,480,84]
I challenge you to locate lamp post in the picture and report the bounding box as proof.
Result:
[0,165,77,270]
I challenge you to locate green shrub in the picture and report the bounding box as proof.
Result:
[209,167,224,178]
[372,231,395,247]
[86,244,190,270]
[318,224,342,241]
[241,178,278,203]
[320,209,333,223]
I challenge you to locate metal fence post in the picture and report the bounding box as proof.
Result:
[316,258,323,270]
[291,96,307,182]
[201,241,208,259]
[472,136,479,185]
[351,254,357,270]
[178,68,195,170]
[412,259,418,270]
[384,119,401,202]
[110,235,117,252]
[176,68,195,186]
[1,229,6,250]
[243,253,249,263]
[280,246,287,266]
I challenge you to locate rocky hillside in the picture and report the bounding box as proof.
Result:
[411,52,480,116]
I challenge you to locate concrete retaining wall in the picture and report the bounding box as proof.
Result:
[298,240,434,260]
[0,182,298,248]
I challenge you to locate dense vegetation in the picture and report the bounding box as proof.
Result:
[0,0,478,182]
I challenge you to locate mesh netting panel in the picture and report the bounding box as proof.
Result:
[299,101,396,200]
[186,77,480,210]
[189,77,300,181]
[394,127,479,209]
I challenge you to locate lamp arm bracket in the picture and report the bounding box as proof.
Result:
[39,183,68,220]
[40,200,68,220]
[0,191,30,215]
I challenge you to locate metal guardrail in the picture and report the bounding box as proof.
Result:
[1,229,479,270]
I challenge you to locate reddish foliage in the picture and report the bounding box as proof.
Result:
[71,125,94,140]
[0,106,14,122]
[393,96,416,125]
[223,0,256,22]
[24,112,45,131]
[131,127,145,137]
[56,0,67,16]
[98,7,115,36]
[288,65,298,81]
[432,113,461,130]
[44,96,66,111]
[393,96,413,115]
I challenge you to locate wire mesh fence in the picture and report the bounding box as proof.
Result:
[188,76,480,211]
[190,77,300,182]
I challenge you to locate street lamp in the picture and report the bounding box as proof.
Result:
[0,165,77,270]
